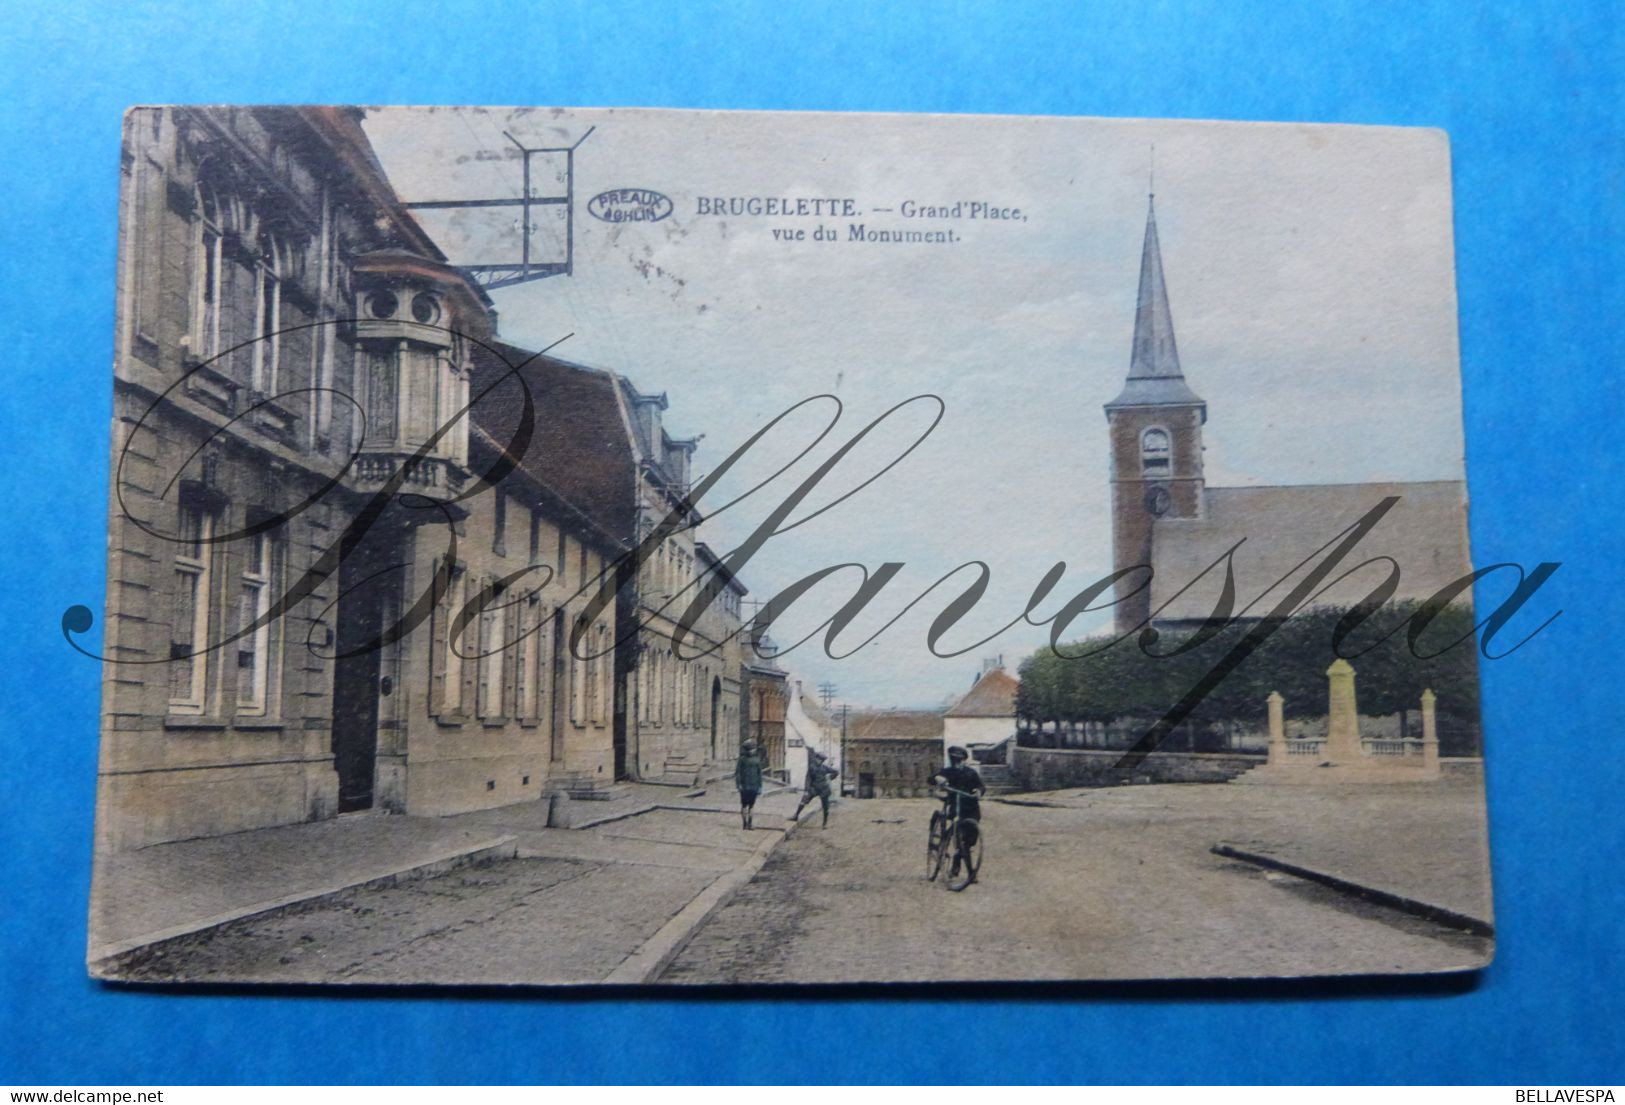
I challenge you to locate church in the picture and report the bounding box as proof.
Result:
[1104,196,1472,635]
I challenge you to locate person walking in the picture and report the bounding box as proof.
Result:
[734,739,764,830]
[790,747,839,828]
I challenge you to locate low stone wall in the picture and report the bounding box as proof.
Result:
[1010,745,1264,790]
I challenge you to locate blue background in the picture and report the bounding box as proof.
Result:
[1,0,1619,1085]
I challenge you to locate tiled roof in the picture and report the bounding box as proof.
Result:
[469,340,639,550]
[1149,480,1472,624]
[946,667,1019,718]
[847,709,945,741]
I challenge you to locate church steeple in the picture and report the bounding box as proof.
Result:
[1102,190,1209,634]
[1105,195,1205,416]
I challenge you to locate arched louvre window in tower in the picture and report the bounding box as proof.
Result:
[1141,427,1171,475]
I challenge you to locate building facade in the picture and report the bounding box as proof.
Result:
[741,650,791,782]
[618,382,749,782]
[97,107,750,852]
[695,542,749,772]
[846,710,945,798]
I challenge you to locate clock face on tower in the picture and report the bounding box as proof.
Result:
[1145,484,1172,516]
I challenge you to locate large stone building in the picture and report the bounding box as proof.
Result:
[619,383,749,783]
[1105,196,1472,634]
[464,340,645,792]
[96,107,756,852]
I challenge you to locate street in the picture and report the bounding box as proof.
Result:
[661,783,1492,984]
[107,779,1491,986]
[107,788,804,986]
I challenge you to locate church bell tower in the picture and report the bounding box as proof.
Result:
[1104,194,1206,633]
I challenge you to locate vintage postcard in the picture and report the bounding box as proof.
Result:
[86,106,1496,985]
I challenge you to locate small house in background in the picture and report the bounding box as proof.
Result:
[845,709,945,798]
[944,658,1019,762]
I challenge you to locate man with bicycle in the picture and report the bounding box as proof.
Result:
[931,745,986,882]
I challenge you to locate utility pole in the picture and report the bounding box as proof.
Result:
[839,703,850,797]
[816,681,840,774]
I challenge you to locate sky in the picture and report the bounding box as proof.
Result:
[363,107,1467,709]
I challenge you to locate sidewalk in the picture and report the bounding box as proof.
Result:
[1034,773,1494,930]
[89,776,811,981]
[1208,776,1494,930]
[438,777,803,856]
[88,814,518,965]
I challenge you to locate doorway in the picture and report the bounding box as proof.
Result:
[612,678,628,782]
[549,611,567,762]
[710,677,721,759]
[331,553,387,813]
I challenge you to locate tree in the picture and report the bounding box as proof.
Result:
[1018,601,1482,754]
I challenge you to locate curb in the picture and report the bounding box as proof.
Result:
[570,785,795,830]
[1211,842,1494,937]
[985,795,1071,808]
[602,823,792,984]
[89,834,519,972]
[569,803,662,831]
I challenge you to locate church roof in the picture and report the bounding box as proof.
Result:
[1148,480,1472,624]
[1105,196,1206,414]
[945,667,1020,718]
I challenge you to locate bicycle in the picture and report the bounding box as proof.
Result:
[925,784,984,891]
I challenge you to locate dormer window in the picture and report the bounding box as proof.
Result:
[1141,427,1171,475]
[411,292,441,325]
[367,290,399,319]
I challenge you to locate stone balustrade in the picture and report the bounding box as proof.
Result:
[1363,737,1424,757]
[1264,669,1440,777]
[350,451,468,501]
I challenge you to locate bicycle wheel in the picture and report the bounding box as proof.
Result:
[926,811,947,881]
[946,818,982,891]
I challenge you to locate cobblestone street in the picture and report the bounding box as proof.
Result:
[661,781,1493,984]
[115,855,710,984]
[106,777,1492,986]
[110,785,805,985]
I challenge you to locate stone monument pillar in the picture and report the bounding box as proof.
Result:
[1267,691,1286,765]
[1325,658,1362,763]
[1421,687,1440,777]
